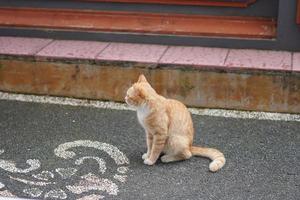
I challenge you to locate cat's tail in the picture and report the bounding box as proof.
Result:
[191,146,225,172]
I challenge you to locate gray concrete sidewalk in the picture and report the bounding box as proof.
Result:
[0,100,299,200]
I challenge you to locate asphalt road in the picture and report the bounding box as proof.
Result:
[0,100,299,200]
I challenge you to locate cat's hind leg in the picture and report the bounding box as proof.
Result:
[161,150,192,163]
[161,135,192,163]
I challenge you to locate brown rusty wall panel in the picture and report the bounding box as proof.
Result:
[297,0,300,24]
[0,59,299,113]
[0,7,276,39]
[78,0,257,7]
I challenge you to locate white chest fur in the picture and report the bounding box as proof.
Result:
[137,105,150,129]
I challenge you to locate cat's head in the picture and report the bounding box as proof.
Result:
[125,74,156,108]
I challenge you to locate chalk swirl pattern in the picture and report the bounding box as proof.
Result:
[0,140,130,199]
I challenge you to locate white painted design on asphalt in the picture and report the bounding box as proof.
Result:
[44,189,67,199]
[55,168,78,179]
[113,174,127,183]
[117,166,129,174]
[0,140,130,199]
[0,150,4,155]
[54,140,130,165]
[66,173,119,196]
[0,91,299,122]
[77,194,105,200]
[32,171,54,181]
[75,157,106,174]
[56,140,130,198]
[10,176,55,186]
[0,190,16,197]
[0,159,40,173]
[23,187,43,198]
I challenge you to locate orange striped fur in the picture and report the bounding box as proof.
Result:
[125,74,225,172]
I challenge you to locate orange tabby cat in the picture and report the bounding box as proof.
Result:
[125,74,225,172]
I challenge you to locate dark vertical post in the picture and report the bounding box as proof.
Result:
[277,0,300,50]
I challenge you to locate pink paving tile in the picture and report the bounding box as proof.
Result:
[97,43,168,63]
[36,40,109,59]
[225,49,292,71]
[292,53,300,72]
[0,37,52,56]
[159,46,228,66]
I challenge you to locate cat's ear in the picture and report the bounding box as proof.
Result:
[134,85,146,99]
[138,74,148,83]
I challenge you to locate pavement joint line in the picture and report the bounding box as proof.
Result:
[0,91,299,122]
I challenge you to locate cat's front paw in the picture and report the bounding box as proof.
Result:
[144,158,155,165]
[142,153,149,160]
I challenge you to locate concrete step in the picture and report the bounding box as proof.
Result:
[0,36,299,113]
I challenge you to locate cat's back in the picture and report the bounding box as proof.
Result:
[165,98,194,138]
[166,98,191,118]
